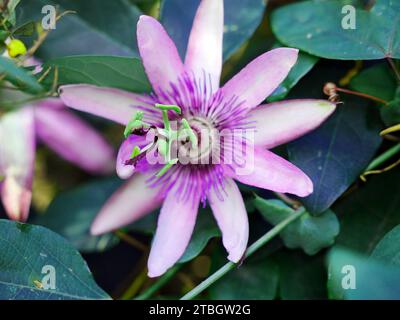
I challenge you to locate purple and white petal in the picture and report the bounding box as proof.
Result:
[91,173,162,235]
[116,135,151,179]
[59,85,148,125]
[232,147,313,197]
[148,190,200,277]
[220,48,298,111]
[34,100,115,174]
[185,0,224,91]
[207,179,248,262]
[0,108,35,221]
[248,99,336,148]
[137,15,185,96]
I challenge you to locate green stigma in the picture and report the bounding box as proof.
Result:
[130,146,141,159]
[124,111,146,138]
[125,104,199,178]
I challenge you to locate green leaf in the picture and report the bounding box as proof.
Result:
[268,50,319,102]
[12,21,35,36]
[129,207,221,263]
[276,251,327,300]
[179,209,220,263]
[39,55,151,93]
[160,0,266,61]
[327,247,400,299]
[253,197,340,255]
[34,178,123,253]
[17,0,141,59]
[209,253,279,300]
[0,219,110,299]
[288,96,382,214]
[350,64,397,102]
[334,169,400,254]
[272,0,400,60]
[371,225,400,266]
[0,56,43,94]
[350,63,399,126]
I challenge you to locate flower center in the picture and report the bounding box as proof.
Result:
[177,116,218,164]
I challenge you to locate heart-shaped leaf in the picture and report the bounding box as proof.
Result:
[288,96,382,214]
[272,0,400,60]
[253,196,340,255]
[0,219,110,299]
[160,0,266,61]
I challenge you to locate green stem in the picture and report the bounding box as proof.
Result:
[180,207,306,300]
[365,143,400,171]
[135,264,182,300]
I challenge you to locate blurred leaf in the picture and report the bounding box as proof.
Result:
[209,255,279,300]
[350,63,399,126]
[327,247,400,299]
[350,64,397,102]
[39,55,151,93]
[0,219,110,299]
[12,21,35,36]
[335,169,400,254]
[254,197,339,255]
[288,96,382,215]
[17,0,141,59]
[160,0,266,61]
[371,225,400,266]
[129,207,221,263]
[276,251,327,300]
[268,50,319,102]
[34,178,123,253]
[209,246,327,300]
[272,0,400,60]
[179,209,220,263]
[0,56,43,94]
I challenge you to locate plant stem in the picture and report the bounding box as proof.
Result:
[180,207,306,300]
[334,87,388,105]
[135,264,182,300]
[114,230,147,252]
[365,143,400,171]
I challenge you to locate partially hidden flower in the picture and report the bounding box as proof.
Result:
[0,58,115,222]
[59,0,336,277]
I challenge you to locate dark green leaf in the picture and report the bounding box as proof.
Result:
[160,0,266,61]
[12,21,35,36]
[209,254,279,300]
[272,0,400,60]
[268,50,319,102]
[17,0,141,59]
[288,96,382,214]
[277,251,327,300]
[254,197,339,255]
[0,56,43,93]
[371,225,400,266]
[34,178,123,253]
[350,63,399,126]
[335,169,400,254]
[328,247,400,299]
[39,55,151,93]
[0,219,110,299]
